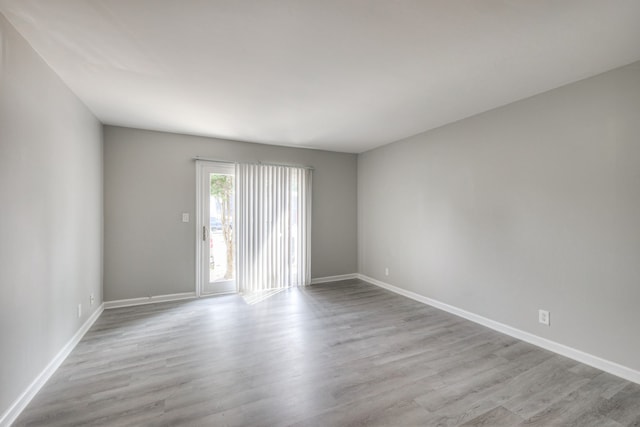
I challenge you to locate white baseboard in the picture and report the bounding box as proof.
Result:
[311,273,359,285]
[0,303,104,427]
[104,292,196,309]
[357,274,640,385]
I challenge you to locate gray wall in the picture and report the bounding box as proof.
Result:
[358,61,640,372]
[0,14,103,417]
[104,126,357,301]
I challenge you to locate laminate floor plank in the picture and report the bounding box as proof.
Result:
[13,279,640,426]
[460,406,524,426]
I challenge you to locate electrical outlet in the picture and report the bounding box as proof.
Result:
[538,309,550,326]
[90,294,95,306]
[385,267,389,276]
[77,304,82,318]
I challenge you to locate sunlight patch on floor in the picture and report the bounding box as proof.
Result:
[241,288,286,305]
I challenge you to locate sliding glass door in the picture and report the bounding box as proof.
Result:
[196,161,311,299]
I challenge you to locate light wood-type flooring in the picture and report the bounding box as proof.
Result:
[14,279,640,426]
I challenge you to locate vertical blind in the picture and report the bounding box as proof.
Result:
[236,163,312,295]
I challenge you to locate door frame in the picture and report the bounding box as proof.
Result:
[195,160,237,297]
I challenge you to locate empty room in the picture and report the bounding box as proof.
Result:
[1,1,640,426]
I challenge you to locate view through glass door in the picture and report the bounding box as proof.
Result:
[199,162,236,295]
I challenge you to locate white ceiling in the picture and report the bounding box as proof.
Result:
[1,1,639,153]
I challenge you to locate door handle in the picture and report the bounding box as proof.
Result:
[203,226,207,242]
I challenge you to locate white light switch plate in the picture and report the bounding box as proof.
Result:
[539,309,550,326]
[182,213,190,223]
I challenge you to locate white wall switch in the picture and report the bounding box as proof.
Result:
[77,304,82,318]
[182,213,190,223]
[385,267,389,276]
[538,309,550,326]
[90,294,95,306]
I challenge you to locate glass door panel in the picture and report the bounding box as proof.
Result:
[200,164,236,295]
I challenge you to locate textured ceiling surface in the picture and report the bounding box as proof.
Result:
[1,0,639,152]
